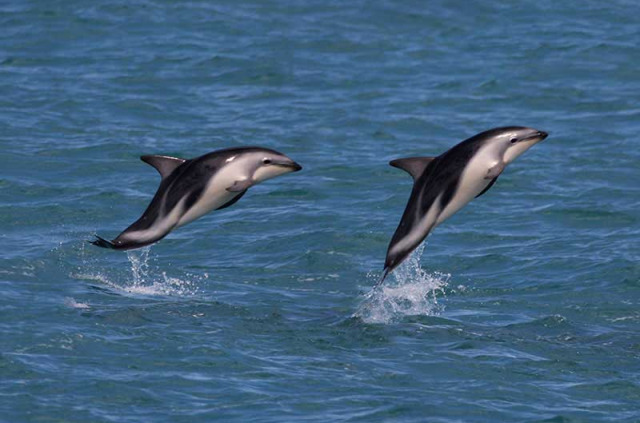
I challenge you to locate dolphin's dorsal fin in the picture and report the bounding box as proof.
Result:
[389,156,436,180]
[140,155,186,179]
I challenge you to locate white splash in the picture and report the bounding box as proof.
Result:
[355,245,449,324]
[64,297,90,309]
[74,248,203,297]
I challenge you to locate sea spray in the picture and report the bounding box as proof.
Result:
[355,244,449,324]
[74,247,203,297]
[127,247,151,287]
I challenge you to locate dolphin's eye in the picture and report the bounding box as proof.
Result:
[262,159,272,165]
[510,137,518,144]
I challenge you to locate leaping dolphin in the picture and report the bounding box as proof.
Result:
[377,126,548,287]
[91,147,302,250]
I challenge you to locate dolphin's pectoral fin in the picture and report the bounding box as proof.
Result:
[216,190,247,210]
[226,179,253,193]
[475,176,499,198]
[141,155,186,179]
[389,157,436,180]
[485,162,505,180]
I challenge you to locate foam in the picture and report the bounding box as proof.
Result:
[74,248,203,297]
[355,245,449,324]
[63,297,91,309]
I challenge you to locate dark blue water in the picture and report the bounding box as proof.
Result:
[2,1,639,421]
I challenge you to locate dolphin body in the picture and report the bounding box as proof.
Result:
[378,126,548,287]
[92,147,302,250]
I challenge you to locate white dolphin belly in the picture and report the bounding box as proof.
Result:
[121,197,187,243]
[176,166,246,227]
[435,146,499,226]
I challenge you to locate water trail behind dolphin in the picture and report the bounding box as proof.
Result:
[355,244,449,324]
[74,247,203,297]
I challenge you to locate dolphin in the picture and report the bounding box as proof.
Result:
[377,126,548,287]
[91,146,302,250]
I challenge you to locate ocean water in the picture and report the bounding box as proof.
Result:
[1,0,639,421]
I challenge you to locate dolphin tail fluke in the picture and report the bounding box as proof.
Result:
[90,235,116,249]
[372,268,391,291]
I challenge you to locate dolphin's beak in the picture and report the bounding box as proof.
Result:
[290,162,303,172]
[275,160,302,172]
[524,130,548,142]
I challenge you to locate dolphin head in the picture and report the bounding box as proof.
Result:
[247,147,303,183]
[487,126,548,164]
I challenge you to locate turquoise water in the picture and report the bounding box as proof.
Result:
[2,1,640,421]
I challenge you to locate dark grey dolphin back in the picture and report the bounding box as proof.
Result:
[110,152,236,248]
[384,156,440,271]
[384,136,488,272]
[91,146,297,251]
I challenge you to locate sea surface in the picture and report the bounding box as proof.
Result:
[1,1,639,421]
